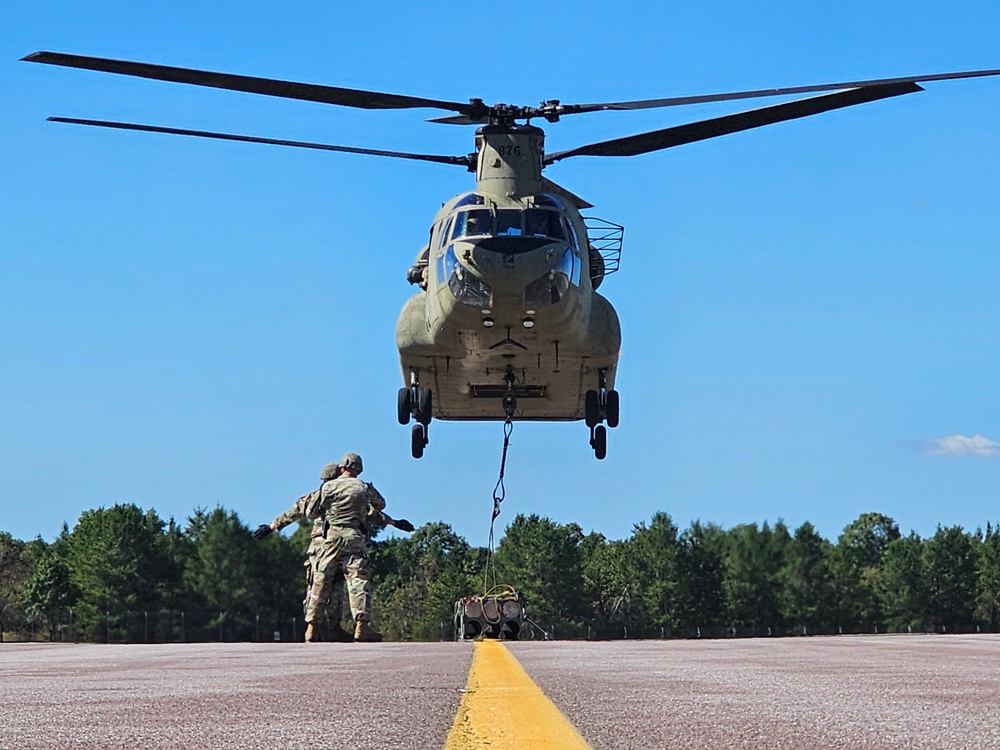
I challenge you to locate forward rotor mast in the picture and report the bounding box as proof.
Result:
[474,124,545,200]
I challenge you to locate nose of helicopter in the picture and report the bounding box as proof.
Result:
[435,241,579,331]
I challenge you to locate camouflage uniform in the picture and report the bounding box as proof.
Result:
[269,477,387,626]
[303,519,341,625]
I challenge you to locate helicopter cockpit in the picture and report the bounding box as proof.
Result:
[434,193,583,308]
[445,194,577,251]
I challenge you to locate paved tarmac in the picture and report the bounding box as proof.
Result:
[2,634,999,749]
[0,641,471,749]
[509,635,1000,749]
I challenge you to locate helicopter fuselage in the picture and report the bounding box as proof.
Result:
[396,123,621,423]
[396,189,620,421]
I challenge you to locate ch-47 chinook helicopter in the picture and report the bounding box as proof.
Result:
[23,51,1000,459]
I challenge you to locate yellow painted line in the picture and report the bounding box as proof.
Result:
[444,639,592,749]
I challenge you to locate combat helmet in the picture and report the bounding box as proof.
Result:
[339,452,363,474]
[320,462,340,481]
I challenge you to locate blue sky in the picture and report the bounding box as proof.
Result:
[3,1,998,548]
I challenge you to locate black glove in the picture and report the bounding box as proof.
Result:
[253,524,273,540]
[393,518,415,533]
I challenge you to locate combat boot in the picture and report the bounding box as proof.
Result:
[353,620,383,642]
[304,622,320,643]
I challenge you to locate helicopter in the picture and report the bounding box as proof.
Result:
[22,51,1000,460]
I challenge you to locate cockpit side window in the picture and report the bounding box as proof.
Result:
[439,217,454,250]
[562,216,579,250]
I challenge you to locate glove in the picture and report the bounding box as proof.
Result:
[393,518,415,533]
[253,524,273,540]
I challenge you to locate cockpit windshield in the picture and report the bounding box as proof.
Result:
[495,210,522,236]
[451,209,493,240]
[451,207,568,243]
[524,209,566,240]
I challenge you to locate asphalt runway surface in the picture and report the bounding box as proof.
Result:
[2,634,998,749]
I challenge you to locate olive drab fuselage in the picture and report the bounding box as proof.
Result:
[396,124,622,422]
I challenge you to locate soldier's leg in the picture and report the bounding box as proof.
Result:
[343,553,373,622]
[325,569,353,642]
[327,569,345,622]
[306,552,345,640]
[305,546,343,627]
[302,556,314,620]
[344,552,381,642]
[305,570,331,627]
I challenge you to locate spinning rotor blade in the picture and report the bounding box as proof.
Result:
[23,51,480,117]
[558,67,1000,115]
[26,51,1000,128]
[426,114,486,126]
[47,117,472,166]
[545,83,921,163]
[427,68,1000,125]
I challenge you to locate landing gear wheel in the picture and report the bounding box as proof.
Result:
[592,425,607,460]
[605,390,620,429]
[584,390,600,428]
[417,387,433,426]
[411,423,427,459]
[397,388,412,425]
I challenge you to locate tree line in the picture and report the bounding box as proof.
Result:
[1,504,998,642]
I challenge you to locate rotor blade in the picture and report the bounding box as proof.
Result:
[23,51,479,116]
[545,83,922,163]
[426,113,487,125]
[558,68,1000,115]
[47,117,472,167]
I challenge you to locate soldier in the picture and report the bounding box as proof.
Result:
[254,453,413,642]
[304,462,415,641]
[299,463,352,642]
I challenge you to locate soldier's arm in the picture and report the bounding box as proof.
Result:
[365,483,387,514]
[365,508,390,532]
[269,489,322,532]
[367,506,415,534]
